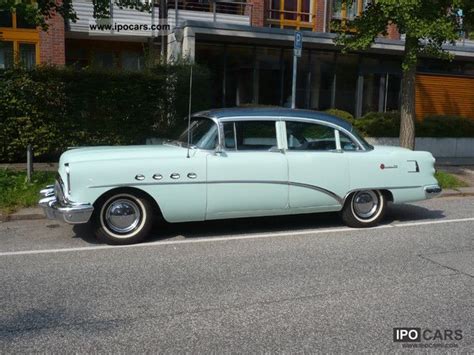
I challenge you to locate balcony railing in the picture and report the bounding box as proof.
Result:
[68,0,252,37]
[267,8,316,30]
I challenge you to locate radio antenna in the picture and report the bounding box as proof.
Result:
[186,65,193,158]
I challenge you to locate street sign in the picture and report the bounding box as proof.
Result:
[294,31,303,57]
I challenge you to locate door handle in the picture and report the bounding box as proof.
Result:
[170,173,180,179]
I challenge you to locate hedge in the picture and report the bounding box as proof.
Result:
[0,65,211,163]
[326,109,474,138]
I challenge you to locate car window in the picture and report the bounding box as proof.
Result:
[339,131,360,151]
[224,121,277,151]
[174,117,218,150]
[286,121,336,151]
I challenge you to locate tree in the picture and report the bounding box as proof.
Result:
[0,0,151,30]
[334,0,472,149]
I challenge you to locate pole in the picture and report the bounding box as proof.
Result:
[291,53,297,109]
[186,65,193,158]
[26,144,33,183]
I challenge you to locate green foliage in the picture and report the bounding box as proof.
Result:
[0,0,78,30]
[416,115,474,137]
[324,109,354,123]
[435,170,469,189]
[353,111,401,137]
[0,65,211,162]
[349,111,474,137]
[333,0,471,70]
[0,169,56,213]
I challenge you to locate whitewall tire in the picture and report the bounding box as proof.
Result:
[341,190,386,228]
[92,192,154,245]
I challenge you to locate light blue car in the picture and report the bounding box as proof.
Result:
[39,108,441,244]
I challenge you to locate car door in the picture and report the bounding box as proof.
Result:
[206,119,289,219]
[284,119,349,212]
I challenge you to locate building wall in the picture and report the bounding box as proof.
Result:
[415,74,474,120]
[40,12,65,65]
[250,0,266,27]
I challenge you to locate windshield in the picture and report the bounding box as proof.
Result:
[168,117,219,150]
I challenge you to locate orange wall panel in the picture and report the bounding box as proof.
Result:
[415,74,474,120]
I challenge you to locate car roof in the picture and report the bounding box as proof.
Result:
[193,107,353,131]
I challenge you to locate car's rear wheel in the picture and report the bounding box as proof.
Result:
[341,189,386,228]
[92,192,154,245]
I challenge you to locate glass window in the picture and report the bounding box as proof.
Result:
[286,121,336,151]
[173,117,218,150]
[19,43,36,69]
[224,121,277,151]
[339,131,360,151]
[0,10,13,27]
[121,51,143,71]
[335,54,358,115]
[93,50,114,68]
[16,8,36,29]
[0,41,14,69]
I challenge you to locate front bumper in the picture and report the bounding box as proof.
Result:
[38,185,94,224]
[424,184,442,198]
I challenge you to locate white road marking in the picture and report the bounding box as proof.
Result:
[1,217,474,257]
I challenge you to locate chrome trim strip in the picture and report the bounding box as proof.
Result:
[343,186,422,203]
[90,180,342,205]
[89,181,424,207]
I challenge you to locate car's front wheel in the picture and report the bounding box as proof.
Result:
[92,192,154,244]
[341,190,386,228]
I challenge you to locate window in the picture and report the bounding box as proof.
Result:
[332,0,369,27]
[0,41,14,69]
[223,121,277,151]
[286,121,337,151]
[0,9,39,67]
[19,43,36,68]
[0,10,13,27]
[174,117,218,150]
[268,0,316,31]
[339,131,360,151]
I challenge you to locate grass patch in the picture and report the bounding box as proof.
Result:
[0,169,55,214]
[435,171,469,189]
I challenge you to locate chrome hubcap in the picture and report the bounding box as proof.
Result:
[105,199,141,234]
[353,190,379,219]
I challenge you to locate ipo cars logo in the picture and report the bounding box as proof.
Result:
[393,328,463,343]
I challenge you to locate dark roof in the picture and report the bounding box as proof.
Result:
[194,107,353,131]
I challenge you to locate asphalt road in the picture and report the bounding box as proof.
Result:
[1,197,473,353]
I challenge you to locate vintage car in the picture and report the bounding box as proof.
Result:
[39,108,441,244]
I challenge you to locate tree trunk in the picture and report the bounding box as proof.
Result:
[400,37,418,150]
[399,65,416,149]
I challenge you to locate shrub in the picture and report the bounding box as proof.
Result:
[0,65,211,162]
[416,115,474,138]
[354,111,400,137]
[324,109,354,123]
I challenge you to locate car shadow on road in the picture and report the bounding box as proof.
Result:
[71,203,446,245]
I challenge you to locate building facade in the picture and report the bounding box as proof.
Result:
[1,0,473,118]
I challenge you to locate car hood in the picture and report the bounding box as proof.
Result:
[59,144,187,165]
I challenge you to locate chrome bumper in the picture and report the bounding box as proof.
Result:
[38,185,94,224]
[424,184,442,198]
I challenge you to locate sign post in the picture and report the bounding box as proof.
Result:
[291,31,303,109]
